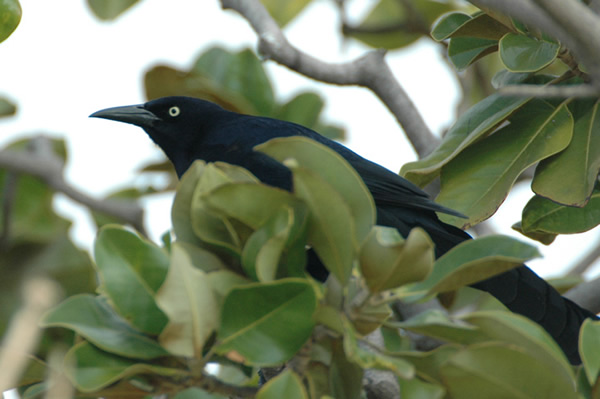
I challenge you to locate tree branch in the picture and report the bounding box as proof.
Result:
[0,136,147,236]
[220,0,439,157]
[565,276,600,314]
[499,84,600,98]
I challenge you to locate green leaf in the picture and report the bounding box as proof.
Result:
[401,94,530,187]
[260,0,313,28]
[580,319,600,384]
[256,137,376,245]
[431,12,471,41]
[155,244,220,357]
[0,0,21,43]
[398,378,445,399]
[397,345,462,383]
[521,190,600,234]
[41,294,168,359]
[396,310,481,345]
[172,161,208,247]
[464,311,575,380]
[441,343,578,399]
[512,221,556,245]
[432,12,510,41]
[404,236,540,296]
[342,318,415,379]
[257,137,376,284]
[86,0,139,20]
[173,388,227,399]
[437,101,573,228]
[190,163,258,254]
[0,97,16,117]
[94,226,169,335]
[330,339,363,399]
[203,183,303,229]
[145,47,275,116]
[533,100,600,206]
[274,92,345,140]
[448,37,498,71]
[241,206,306,281]
[64,342,184,393]
[257,370,308,399]
[348,0,452,49]
[360,226,434,292]
[216,279,316,365]
[499,33,560,72]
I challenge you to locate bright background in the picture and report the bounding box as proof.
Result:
[1,0,598,279]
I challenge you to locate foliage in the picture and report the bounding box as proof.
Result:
[2,0,600,398]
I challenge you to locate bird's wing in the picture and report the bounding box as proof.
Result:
[349,157,465,218]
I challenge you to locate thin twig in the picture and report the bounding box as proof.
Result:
[565,276,600,314]
[0,137,147,236]
[220,0,439,157]
[500,84,600,98]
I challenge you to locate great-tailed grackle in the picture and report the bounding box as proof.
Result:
[91,96,598,364]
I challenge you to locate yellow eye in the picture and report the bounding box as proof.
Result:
[169,106,180,117]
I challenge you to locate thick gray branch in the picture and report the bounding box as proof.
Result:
[220,0,439,157]
[0,137,146,236]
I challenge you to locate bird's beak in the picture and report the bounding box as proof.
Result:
[90,104,161,127]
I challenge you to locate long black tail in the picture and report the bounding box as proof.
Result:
[378,207,598,365]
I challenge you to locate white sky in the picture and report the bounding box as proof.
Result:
[1,0,599,279]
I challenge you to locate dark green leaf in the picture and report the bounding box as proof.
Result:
[433,12,510,41]
[330,339,363,399]
[216,279,316,365]
[533,100,600,206]
[521,190,600,234]
[94,226,169,335]
[580,319,600,384]
[431,12,471,41]
[499,33,560,72]
[398,377,445,399]
[257,370,308,399]
[437,101,573,228]
[401,94,529,187]
[0,0,21,43]
[41,294,168,359]
[64,342,184,392]
[448,37,498,70]
[86,0,139,20]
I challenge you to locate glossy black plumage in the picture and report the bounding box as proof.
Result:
[91,96,597,364]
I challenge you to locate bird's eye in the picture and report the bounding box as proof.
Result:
[168,106,180,117]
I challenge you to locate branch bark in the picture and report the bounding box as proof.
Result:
[220,0,439,157]
[0,136,147,236]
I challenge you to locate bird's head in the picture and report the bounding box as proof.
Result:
[90,96,228,176]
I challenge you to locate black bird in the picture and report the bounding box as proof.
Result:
[91,96,597,364]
